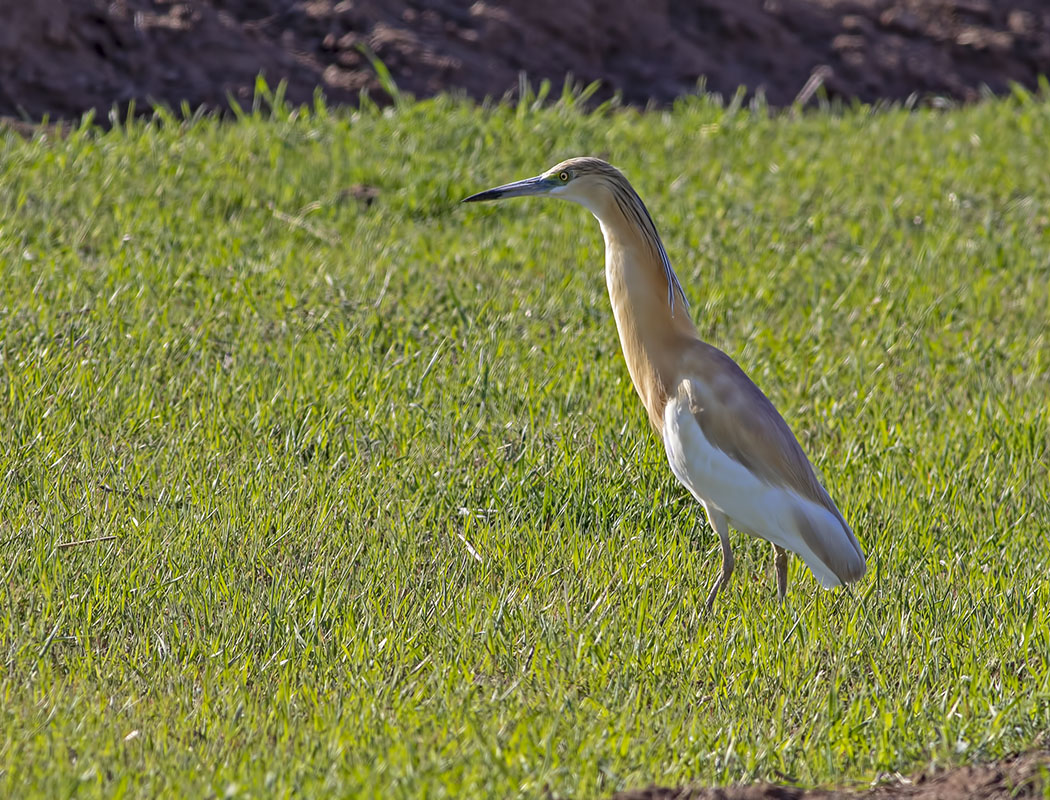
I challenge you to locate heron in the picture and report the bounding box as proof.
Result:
[463,157,866,608]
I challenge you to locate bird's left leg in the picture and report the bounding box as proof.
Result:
[773,544,789,602]
[704,507,734,611]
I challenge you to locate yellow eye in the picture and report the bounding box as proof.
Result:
[558,171,570,182]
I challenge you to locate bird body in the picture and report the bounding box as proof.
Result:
[663,375,863,590]
[464,157,865,606]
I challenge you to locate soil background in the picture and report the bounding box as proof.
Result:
[610,750,1049,799]
[2,0,1050,122]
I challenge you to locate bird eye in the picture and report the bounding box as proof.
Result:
[558,171,570,182]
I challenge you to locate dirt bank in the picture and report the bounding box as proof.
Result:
[2,1,1049,123]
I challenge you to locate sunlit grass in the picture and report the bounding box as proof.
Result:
[1,88,1048,798]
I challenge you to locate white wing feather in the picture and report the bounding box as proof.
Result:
[662,386,864,589]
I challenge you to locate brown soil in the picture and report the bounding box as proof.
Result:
[2,1,1050,123]
[610,750,1049,800]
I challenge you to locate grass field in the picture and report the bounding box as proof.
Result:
[2,86,1049,798]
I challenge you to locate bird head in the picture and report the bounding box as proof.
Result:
[462,157,625,217]
[463,156,688,311]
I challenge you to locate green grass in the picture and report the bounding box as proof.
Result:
[1,88,1049,799]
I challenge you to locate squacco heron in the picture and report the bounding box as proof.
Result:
[464,157,866,608]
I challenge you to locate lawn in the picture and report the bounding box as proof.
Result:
[1,86,1048,798]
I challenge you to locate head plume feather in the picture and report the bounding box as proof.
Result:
[549,157,689,313]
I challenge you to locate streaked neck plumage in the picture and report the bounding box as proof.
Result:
[588,195,699,431]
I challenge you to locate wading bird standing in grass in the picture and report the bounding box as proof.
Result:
[464,157,866,608]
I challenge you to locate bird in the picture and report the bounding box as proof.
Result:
[463,157,866,608]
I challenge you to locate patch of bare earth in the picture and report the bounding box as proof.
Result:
[2,1,1050,123]
[610,751,1049,800]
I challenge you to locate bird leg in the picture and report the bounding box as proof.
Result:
[773,544,789,602]
[704,509,734,611]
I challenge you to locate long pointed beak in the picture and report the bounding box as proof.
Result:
[462,175,553,203]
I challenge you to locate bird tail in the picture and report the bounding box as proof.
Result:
[792,504,866,589]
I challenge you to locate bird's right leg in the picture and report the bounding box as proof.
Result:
[773,544,789,602]
[704,506,734,611]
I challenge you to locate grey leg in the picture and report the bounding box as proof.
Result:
[773,544,789,602]
[704,507,734,610]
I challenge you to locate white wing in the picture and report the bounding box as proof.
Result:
[662,383,865,589]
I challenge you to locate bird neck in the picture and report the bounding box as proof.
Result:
[598,214,699,430]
